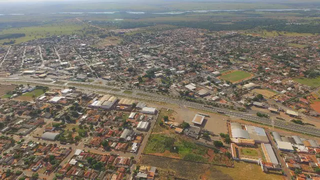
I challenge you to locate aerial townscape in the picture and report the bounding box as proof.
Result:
[1,0,320,180]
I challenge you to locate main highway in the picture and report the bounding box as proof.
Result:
[1,77,320,137]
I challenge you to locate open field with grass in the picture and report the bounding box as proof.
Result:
[246,30,314,38]
[240,148,259,157]
[215,161,283,180]
[220,70,253,83]
[22,89,45,98]
[288,43,308,48]
[0,22,86,45]
[294,77,320,88]
[144,134,209,162]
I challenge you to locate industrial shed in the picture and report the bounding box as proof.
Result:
[120,129,133,140]
[261,143,279,165]
[137,121,150,131]
[272,132,281,141]
[276,140,294,152]
[141,107,157,115]
[246,126,269,143]
[41,132,60,141]
[292,136,303,145]
[231,123,250,139]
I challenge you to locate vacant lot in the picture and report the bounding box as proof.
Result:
[220,70,253,83]
[0,84,16,97]
[294,77,320,88]
[140,155,233,180]
[144,134,208,163]
[215,161,283,180]
[311,101,320,114]
[252,89,277,98]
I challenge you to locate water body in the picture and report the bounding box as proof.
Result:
[126,11,145,14]
[88,12,117,14]
[8,13,25,16]
[1,8,318,16]
[255,9,311,12]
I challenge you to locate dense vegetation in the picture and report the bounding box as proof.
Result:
[0,33,25,40]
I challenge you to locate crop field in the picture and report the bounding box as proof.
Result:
[294,77,320,88]
[0,23,86,45]
[220,70,253,83]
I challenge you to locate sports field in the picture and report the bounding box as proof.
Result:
[252,89,277,98]
[294,77,320,88]
[220,70,253,83]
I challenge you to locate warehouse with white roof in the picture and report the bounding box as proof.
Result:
[141,107,157,115]
[137,121,150,131]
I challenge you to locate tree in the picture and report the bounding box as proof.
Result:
[203,132,210,139]
[225,137,231,144]
[181,122,190,129]
[214,141,223,148]
[75,136,81,142]
[163,116,169,122]
[32,173,39,180]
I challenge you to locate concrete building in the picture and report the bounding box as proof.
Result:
[137,121,150,131]
[192,114,205,126]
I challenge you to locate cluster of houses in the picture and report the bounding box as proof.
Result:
[57,150,132,180]
[0,141,71,174]
[271,132,320,179]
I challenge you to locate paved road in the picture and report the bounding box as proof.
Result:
[0,46,11,68]
[1,78,320,137]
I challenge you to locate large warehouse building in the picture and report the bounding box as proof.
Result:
[230,122,269,144]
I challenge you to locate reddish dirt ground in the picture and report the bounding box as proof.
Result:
[311,101,320,113]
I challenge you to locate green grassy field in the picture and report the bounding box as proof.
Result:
[123,90,133,95]
[240,148,259,157]
[220,70,252,83]
[144,134,208,162]
[288,43,308,48]
[22,89,45,97]
[0,23,86,45]
[294,77,320,88]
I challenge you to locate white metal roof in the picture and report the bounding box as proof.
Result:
[276,140,294,151]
